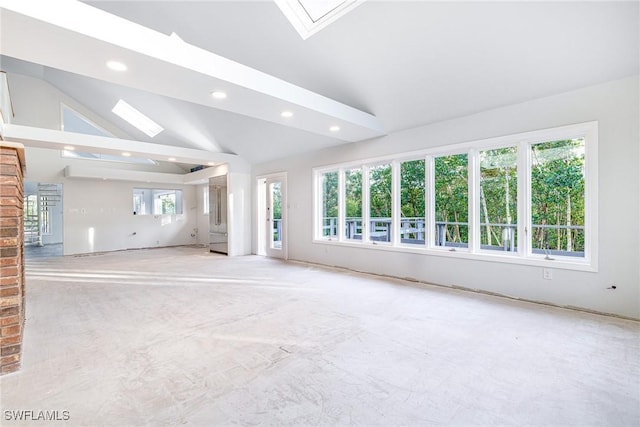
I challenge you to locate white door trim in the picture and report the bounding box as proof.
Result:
[257,172,287,260]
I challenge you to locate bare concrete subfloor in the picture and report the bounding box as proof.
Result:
[1,247,638,426]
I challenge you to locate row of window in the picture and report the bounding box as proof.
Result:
[314,122,597,269]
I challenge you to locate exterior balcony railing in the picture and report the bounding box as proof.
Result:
[317,217,584,257]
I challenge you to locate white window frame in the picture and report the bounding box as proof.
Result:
[312,121,598,272]
[316,170,339,240]
[366,161,393,246]
[133,188,184,216]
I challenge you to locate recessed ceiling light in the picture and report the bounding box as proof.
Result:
[329,125,340,132]
[106,60,127,72]
[122,152,131,157]
[211,91,227,99]
[112,99,163,138]
[168,157,176,162]
[207,162,215,166]
[281,111,293,118]
[63,145,75,151]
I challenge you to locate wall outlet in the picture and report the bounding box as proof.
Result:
[543,268,553,280]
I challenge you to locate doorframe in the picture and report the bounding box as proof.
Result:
[256,172,287,260]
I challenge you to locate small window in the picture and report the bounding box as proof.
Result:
[154,191,177,215]
[133,188,183,215]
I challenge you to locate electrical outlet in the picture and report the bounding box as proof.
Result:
[543,268,553,280]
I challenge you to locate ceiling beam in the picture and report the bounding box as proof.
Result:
[1,123,250,172]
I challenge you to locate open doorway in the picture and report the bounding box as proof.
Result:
[256,174,287,259]
[24,182,63,259]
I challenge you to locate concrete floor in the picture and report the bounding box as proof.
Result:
[1,247,638,426]
[25,243,63,259]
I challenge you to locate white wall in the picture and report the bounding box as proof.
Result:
[228,171,252,256]
[63,179,197,255]
[252,76,640,319]
[21,147,199,255]
[195,183,209,246]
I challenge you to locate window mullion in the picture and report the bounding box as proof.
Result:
[391,161,400,246]
[338,168,346,241]
[362,165,370,243]
[584,125,598,267]
[520,141,531,257]
[315,172,323,240]
[425,155,434,249]
[469,149,480,253]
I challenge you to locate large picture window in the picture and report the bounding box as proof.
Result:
[400,159,425,245]
[434,153,468,249]
[320,171,338,238]
[314,122,597,271]
[344,168,362,241]
[530,138,585,258]
[368,163,392,243]
[479,146,518,252]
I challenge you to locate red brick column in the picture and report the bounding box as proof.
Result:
[0,144,26,375]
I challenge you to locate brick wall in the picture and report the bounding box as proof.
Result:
[0,145,25,375]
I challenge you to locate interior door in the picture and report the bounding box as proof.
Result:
[265,177,286,259]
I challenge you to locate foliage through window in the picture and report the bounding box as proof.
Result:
[531,139,585,257]
[133,188,183,215]
[480,147,518,252]
[434,154,468,248]
[400,159,425,245]
[344,168,362,240]
[369,163,392,242]
[314,122,596,269]
[320,171,338,238]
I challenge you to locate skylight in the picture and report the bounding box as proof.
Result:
[61,104,156,165]
[299,0,346,22]
[275,0,365,39]
[112,99,163,138]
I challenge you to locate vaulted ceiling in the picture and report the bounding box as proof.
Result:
[1,1,638,165]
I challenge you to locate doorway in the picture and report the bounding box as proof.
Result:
[257,174,287,259]
[24,182,63,259]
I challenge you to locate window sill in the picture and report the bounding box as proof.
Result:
[312,239,596,272]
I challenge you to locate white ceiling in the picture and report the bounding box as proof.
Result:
[1,1,638,165]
